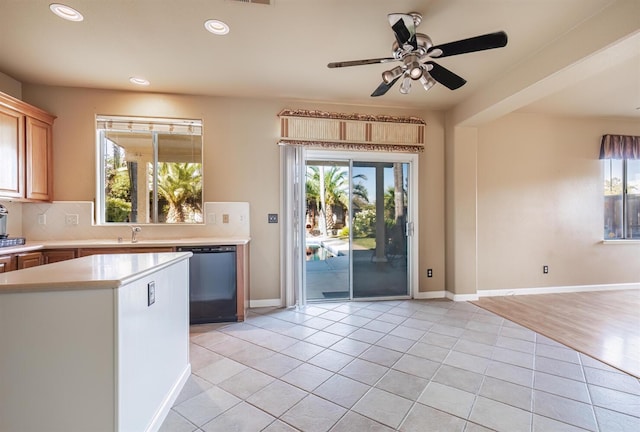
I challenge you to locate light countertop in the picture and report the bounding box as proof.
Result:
[0,252,192,293]
[0,237,250,255]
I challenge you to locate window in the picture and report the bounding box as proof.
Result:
[603,158,640,239]
[96,116,203,224]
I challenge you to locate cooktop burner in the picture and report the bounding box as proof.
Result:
[0,237,26,248]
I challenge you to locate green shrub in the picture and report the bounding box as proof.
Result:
[338,226,349,238]
[106,197,131,222]
[353,209,376,237]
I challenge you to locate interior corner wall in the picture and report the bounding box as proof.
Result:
[418,110,446,295]
[476,112,640,292]
[445,121,479,297]
[0,71,22,99]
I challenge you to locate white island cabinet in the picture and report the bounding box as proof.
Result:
[0,252,192,432]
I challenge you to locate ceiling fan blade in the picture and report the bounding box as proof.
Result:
[327,57,396,68]
[426,62,467,90]
[371,75,401,97]
[388,13,417,50]
[428,31,508,58]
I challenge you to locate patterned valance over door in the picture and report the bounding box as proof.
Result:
[278,109,426,153]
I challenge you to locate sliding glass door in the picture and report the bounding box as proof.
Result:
[303,151,415,302]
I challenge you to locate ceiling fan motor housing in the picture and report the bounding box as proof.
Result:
[392,33,433,59]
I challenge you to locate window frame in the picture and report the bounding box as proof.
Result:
[95,115,204,225]
[603,157,639,240]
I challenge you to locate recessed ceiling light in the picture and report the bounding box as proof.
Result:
[204,19,230,35]
[129,77,150,86]
[49,3,84,22]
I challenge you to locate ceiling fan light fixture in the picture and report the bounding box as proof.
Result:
[382,66,404,84]
[420,74,437,91]
[49,3,83,22]
[399,76,412,94]
[204,19,230,35]
[409,65,423,80]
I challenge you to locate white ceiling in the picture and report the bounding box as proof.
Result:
[0,0,638,120]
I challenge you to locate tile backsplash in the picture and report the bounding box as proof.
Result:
[16,201,250,240]
[1,201,23,237]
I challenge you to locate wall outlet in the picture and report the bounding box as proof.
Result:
[427,269,433,278]
[268,213,278,223]
[222,214,229,224]
[65,214,79,225]
[543,265,549,274]
[38,214,47,225]
[147,281,156,306]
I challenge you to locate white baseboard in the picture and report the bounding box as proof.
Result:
[479,282,640,297]
[148,364,191,432]
[445,291,479,302]
[249,298,282,308]
[250,283,639,307]
[414,290,446,299]
[413,290,480,302]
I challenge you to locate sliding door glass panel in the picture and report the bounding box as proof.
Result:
[352,161,409,298]
[304,160,351,301]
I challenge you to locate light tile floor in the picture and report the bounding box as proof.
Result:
[159,299,640,432]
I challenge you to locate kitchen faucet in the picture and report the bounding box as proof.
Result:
[131,226,142,243]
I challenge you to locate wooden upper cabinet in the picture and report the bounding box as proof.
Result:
[26,116,53,201]
[0,104,25,198]
[0,91,55,202]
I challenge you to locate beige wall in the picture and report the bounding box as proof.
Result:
[21,84,447,301]
[0,71,21,99]
[477,112,640,291]
[12,84,639,299]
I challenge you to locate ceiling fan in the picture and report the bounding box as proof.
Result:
[327,12,508,97]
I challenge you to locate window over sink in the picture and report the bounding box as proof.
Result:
[96,115,203,224]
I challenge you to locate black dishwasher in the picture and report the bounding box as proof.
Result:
[177,245,237,324]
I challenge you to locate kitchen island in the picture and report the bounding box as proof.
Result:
[0,252,192,432]
[0,237,251,321]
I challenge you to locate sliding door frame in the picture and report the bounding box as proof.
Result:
[301,149,419,303]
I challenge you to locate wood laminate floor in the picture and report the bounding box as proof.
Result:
[473,289,640,378]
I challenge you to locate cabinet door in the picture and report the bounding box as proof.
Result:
[0,105,25,199]
[25,116,53,201]
[0,254,16,273]
[43,249,77,264]
[17,252,43,269]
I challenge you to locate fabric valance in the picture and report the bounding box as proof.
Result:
[278,109,425,153]
[599,134,640,159]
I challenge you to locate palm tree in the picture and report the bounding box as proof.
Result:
[156,162,202,223]
[306,165,368,234]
